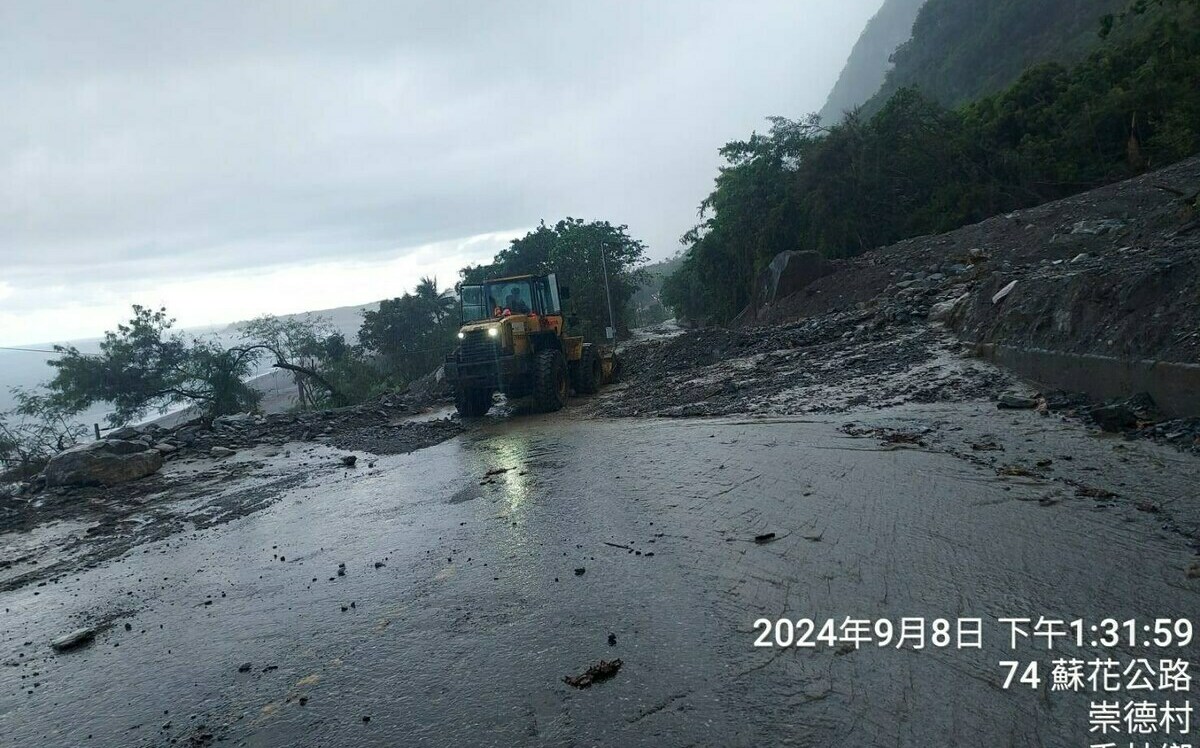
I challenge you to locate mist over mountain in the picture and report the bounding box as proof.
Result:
[818,0,925,124]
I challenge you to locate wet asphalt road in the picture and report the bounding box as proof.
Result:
[2,406,1198,747]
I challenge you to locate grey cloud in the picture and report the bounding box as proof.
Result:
[1,0,880,290]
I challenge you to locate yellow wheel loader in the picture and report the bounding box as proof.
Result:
[443,273,620,417]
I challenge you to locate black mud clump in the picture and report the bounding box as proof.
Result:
[563,659,623,689]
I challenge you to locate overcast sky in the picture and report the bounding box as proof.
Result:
[0,0,880,346]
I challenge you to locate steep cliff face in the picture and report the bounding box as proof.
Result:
[861,0,1134,114]
[818,0,925,124]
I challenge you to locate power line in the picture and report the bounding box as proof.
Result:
[0,345,63,354]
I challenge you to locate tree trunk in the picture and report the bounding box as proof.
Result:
[272,362,346,406]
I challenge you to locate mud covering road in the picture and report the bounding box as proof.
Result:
[3,404,1198,746]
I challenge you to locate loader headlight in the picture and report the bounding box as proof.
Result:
[457,331,465,339]
[487,327,499,338]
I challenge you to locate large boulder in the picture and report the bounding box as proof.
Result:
[733,250,829,325]
[42,440,164,487]
[762,250,828,302]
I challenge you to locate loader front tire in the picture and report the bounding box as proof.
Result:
[533,349,569,412]
[455,387,492,418]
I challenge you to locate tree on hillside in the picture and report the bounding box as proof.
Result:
[359,278,460,385]
[240,313,340,410]
[461,218,647,342]
[413,276,456,323]
[42,305,262,425]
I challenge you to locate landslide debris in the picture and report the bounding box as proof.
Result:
[589,156,1200,454]
[591,311,1011,418]
[1,390,462,591]
[762,154,1200,365]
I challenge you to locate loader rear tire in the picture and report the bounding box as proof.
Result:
[454,387,492,418]
[573,344,601,394]
[533,349,569,412]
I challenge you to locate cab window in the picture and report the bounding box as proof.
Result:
[461,285,489,322]
[538,275,562,315]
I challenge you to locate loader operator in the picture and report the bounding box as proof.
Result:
[503,286,530,314]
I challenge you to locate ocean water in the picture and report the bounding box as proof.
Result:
[0,301,377,428]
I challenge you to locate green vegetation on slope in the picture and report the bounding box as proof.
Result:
[864,0,1139,114]
[664,0,1200,323]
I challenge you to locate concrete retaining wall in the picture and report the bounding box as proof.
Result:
[974,343,1200,418]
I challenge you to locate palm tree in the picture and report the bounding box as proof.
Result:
[414,276,455,323]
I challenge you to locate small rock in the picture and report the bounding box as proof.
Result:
[237,662,252,673]
[753,532,777,544]
[340,455,358,468]
[1088,402,1138,432]
[1089,393,1161,432]
[573,567,585,576]
[991,280,1018,305]
[927,293,968,323]
[50,627,96,652]
[210,446,236,459]
[997,393,1038,409]
[1070,218,1126,235]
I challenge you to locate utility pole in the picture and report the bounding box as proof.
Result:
[600,241,617,350]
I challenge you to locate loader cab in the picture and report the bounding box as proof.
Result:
[459,273,563,323]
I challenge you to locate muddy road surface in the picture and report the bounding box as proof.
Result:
[3,404,1198,747]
